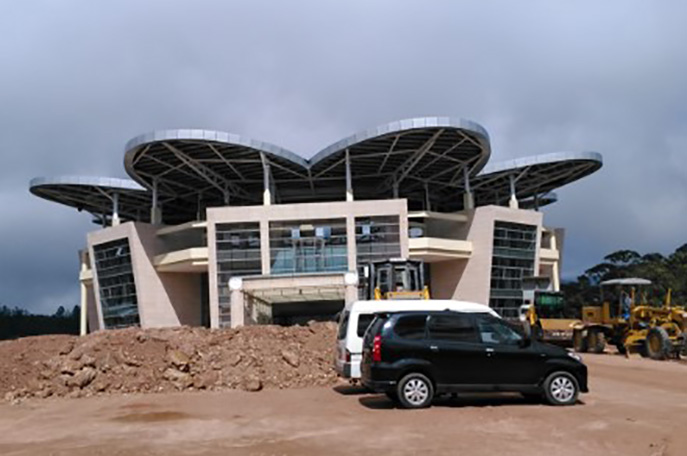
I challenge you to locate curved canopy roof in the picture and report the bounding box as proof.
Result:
[467,152,602,209]
[600,278,652,286]
[31,118,603,225]
[123,117,491,213]
[29,176,153,224]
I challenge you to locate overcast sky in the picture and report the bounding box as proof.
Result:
[1,0,685,314]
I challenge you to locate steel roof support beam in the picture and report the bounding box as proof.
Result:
[260,152,271,206]
[509,175,519,209]
[378,134,401,173]
[379,129,443,192]
[206,143,246,181]
[162,142,248,202]
[463,166,474,210]
[151,179,162,224]
[345,149,353,202]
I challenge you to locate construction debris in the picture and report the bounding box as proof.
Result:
[0,322,338,402]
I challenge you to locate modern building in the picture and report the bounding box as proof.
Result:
[30,117,602,334]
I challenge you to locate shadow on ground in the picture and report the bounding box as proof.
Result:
[332,384,370,396]
[358,392,551,410]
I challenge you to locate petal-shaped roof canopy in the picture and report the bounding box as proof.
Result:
[30,119,603,224]
[29,176,151,224]
[123,117,491,213]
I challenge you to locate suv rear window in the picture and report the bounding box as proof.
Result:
[356,313,375,338]
[393,315,427,340]
[428,314,478,343]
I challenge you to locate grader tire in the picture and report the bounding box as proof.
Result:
[587,329,606,354]
[646,327,672,361]
[573,330,588,353]
[615,343,627,355]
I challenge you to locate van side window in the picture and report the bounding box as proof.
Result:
[393,315,427,340]
[428,314,478,343]
[337,311,350,340]
[477,317,522,345]
[357,314,376,337]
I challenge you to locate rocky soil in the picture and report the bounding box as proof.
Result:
[0,322,338,403]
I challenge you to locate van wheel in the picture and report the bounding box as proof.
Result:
[397,373,434,409]
[543,371,579,406]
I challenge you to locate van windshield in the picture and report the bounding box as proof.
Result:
[337,311,349,340]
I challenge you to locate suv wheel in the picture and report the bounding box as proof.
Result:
[397,373,434,409]
[543,371,579,406]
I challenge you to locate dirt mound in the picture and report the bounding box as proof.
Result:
[0,322,338,402]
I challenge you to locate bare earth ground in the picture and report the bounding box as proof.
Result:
[1,354,686,456]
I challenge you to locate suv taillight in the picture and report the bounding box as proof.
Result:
[345,349,351,362]
[372,335,382,362]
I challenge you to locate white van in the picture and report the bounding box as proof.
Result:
[335,299,498,380]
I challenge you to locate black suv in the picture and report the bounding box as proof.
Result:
[361,310,588,408]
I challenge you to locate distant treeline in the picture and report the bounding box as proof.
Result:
[0,305,80,341]
[562,243,687,312]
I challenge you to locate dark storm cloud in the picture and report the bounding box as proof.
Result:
[1,0,685,312]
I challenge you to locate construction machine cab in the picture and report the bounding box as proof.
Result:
[361,259,430,300]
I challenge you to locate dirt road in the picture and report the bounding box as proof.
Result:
[1,353,685,456]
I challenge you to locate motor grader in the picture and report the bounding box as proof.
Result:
[572,278,687,359]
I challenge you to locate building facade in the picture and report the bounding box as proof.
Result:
[31,118,601,333]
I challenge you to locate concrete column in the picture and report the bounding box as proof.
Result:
[79,281,88,336]
[508,175,519,209]
[111,192,120,227]
[346,215,357,271]
[552,260,561,292]
[260,219,270,275]
[229,277,245,328]
[344,272,359,305]
[345,149,354,202]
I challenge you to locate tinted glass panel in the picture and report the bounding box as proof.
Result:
[428,314,478,343]
[337,311,349,340]
[357,313,376,338]
[93,238,139,329]
[393,315,427,340]
[477,317,523,345]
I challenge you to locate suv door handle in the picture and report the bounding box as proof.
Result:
[430,345,439,352]
[485,347,495,356]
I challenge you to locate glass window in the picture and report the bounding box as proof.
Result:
[93,238,139,330]
[355,216,401,265]
[489,221,537,318]
[270,218,347,274]
[428,314,478,343]
[356,313,376,338]
[477,317,523,345]
[393,315,427,340]
[215,222,262,327]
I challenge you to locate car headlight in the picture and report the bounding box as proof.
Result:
[567,351,582,362]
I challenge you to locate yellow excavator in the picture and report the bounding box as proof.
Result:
[361,259,430,300]
[572,278,687,359]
